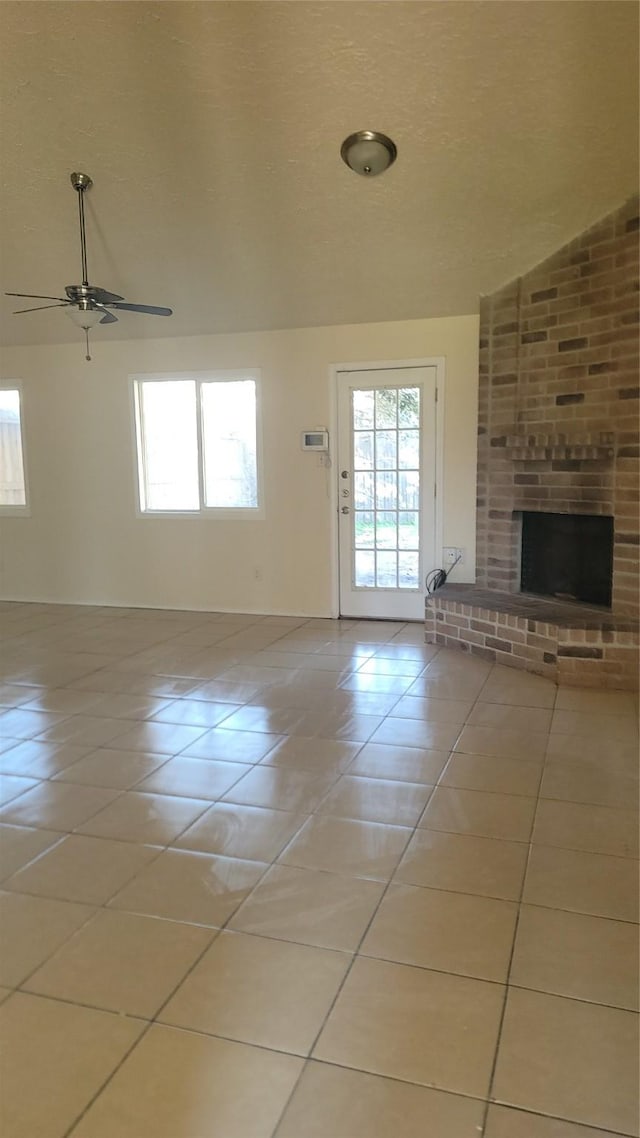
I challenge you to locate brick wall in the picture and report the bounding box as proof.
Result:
[476,196,639,618]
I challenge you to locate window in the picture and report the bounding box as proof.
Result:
[0,386,28,513]
[133,372,262,515]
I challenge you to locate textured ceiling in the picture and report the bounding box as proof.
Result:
[0,1,637,347]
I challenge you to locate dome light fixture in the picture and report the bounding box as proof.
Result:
[65,300,102,330]
[65,296,102,358]
[340,130,397,177]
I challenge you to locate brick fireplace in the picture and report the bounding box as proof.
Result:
[426,196,639,689]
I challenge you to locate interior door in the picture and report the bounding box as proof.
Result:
[337,365,437,620]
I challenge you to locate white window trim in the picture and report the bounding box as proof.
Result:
[131,371,265,519]
[0,379,30,517]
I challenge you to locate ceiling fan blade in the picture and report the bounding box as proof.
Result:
[6,292,69,302]
[109,302,173,317]
[97,308,119,325]
[12,303,70,314]
[91,288,125,304]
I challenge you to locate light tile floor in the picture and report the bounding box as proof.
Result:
[0,602,637,1138]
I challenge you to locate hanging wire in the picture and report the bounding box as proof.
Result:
[425,553,462,595]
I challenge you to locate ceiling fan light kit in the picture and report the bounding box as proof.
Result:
[6,172,173,360]
[65,302,103,331]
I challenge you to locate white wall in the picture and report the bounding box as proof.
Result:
[0,315,479,615]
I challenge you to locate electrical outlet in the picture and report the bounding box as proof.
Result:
[443,547,464,566]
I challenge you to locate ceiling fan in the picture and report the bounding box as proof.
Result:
[6,172,173,360]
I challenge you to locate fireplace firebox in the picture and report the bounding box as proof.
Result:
[520,512,614,608]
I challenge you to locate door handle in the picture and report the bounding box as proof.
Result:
[341,506,350,514]
[341,470,349,479]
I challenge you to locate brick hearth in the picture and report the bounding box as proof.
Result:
[427,196,639,689]
[425,583,638,689]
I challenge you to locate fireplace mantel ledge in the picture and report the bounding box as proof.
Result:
[488,431,616,462]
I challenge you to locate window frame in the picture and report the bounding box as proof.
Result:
[0,380,30,517]
[131,370,265,519]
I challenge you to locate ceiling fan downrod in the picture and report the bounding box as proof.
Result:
[70,172,93,287]
[70,173,99,359]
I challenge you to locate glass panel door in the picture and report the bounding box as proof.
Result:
[337,366,437,619]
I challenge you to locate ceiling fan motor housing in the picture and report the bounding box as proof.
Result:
[66,284,95,304]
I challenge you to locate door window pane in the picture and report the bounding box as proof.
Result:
[375,430,397,470]
[139,381,199,510]
[355,550,375,587]
[201,380,257,508]
[376,512,397,549]
[375,472,397,510]
[354,472,374,509]
[399,551,419,588]
[398,388,420,427]
[353,390,374,429]
[376,551,397,588]
[398,471,419,510]
[399,429,420,469]
[398,512,419,549]
[354,512,374,548]
[375,389,397,428]
[354,431,374,470]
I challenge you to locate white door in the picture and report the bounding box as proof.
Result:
[337,365,438,620]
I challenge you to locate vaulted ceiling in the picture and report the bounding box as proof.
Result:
[0,1,637,346]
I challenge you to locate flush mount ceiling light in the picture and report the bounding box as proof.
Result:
[340,130,397,177]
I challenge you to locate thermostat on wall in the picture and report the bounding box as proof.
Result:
[301,429,329,451]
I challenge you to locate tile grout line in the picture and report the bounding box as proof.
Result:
[267,687,454,1134]
[478,671,562,1137]
[56,667,312,1138]
[1,609,636,1135]
[52,762,310,1125]
[434,661,532,1138]
[6,772,266,994]
[267,652,554,1136]
[55,624,421,1138]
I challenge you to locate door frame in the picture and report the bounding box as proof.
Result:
[329,356,445,620]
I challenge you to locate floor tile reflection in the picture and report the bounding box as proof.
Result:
[0,603,636,1137]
